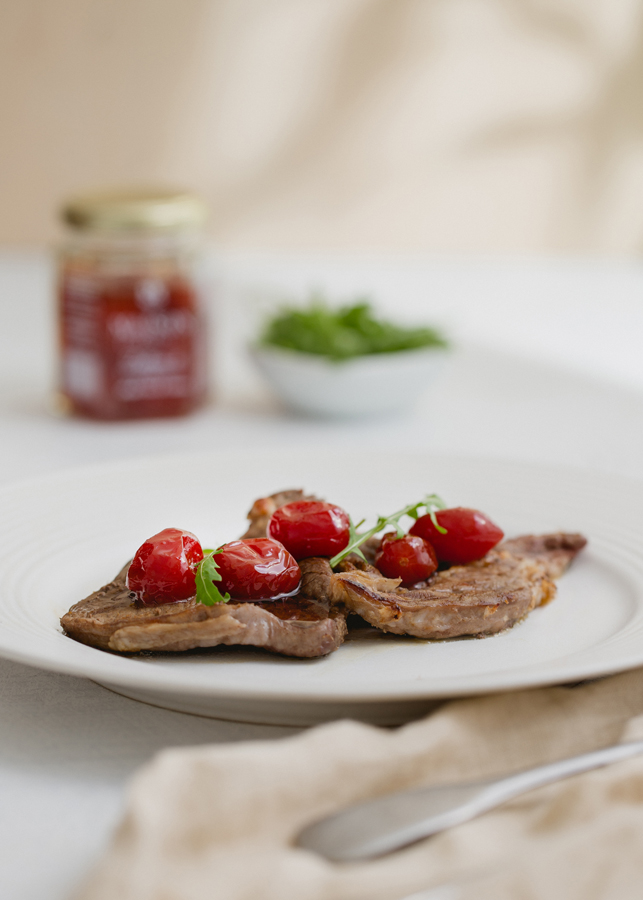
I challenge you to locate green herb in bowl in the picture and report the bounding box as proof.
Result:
[252,298,449,418]
[260,300,448,361]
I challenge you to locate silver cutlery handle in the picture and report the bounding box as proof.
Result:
[481,738,643,810]
[297,739,643,862]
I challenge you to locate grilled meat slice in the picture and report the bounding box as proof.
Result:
[299,533,587,640]
[62,489,344,658]
[500,533,587,579]
[61,563,346,657]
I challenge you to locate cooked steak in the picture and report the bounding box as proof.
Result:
[299,533,587,640]
[61,489,344,658]
[61,478,587,656]
[61,563,346,657]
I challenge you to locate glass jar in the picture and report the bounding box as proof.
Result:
[57,189,209,420]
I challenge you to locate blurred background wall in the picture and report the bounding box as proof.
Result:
[2,0,643,254]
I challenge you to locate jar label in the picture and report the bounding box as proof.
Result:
[59,271,206,418]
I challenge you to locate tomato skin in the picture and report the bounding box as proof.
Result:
[127,528,203,605]
[410,508,504,565]
[374,533,438,585]
[216,538,301,600]
[268,501,350,560]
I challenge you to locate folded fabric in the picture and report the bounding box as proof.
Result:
[75,668,643,900]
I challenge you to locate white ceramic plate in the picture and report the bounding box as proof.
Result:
[0,450,641,726]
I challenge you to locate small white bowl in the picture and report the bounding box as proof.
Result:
[250,344,448,418]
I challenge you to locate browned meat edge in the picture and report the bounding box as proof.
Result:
[299,533,587,640]
[61,562,346,657]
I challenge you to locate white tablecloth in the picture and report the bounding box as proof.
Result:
[2,249,643,899]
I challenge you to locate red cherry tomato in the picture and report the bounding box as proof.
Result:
[268,501,350,560]
[127,528,203,606]
[410,507,504,565]
[374,533,438,586]
[215,538,300,600]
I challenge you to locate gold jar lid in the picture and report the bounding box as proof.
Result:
[61,188,208,232]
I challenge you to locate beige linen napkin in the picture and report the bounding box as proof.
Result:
[77,669,643,900]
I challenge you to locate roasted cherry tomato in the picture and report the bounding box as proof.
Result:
[410,507,504,565]
[127,528,203,606]
[267,501,350,560]
[216,538,300,600]
[374,533,438,585]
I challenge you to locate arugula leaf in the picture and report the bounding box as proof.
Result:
[329,494,447,568]
[344,516,367,562]
[195,550,231,606]
[260,299,448,362]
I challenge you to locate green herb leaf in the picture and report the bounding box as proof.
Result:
[260,298,448,362]
[346,516,367,562]
[195,550,231,606]
[330,494,447,568]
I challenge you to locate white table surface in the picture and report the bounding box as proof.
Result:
[2,248,643,899]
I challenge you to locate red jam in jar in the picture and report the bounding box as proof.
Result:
[57,189,208,420]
